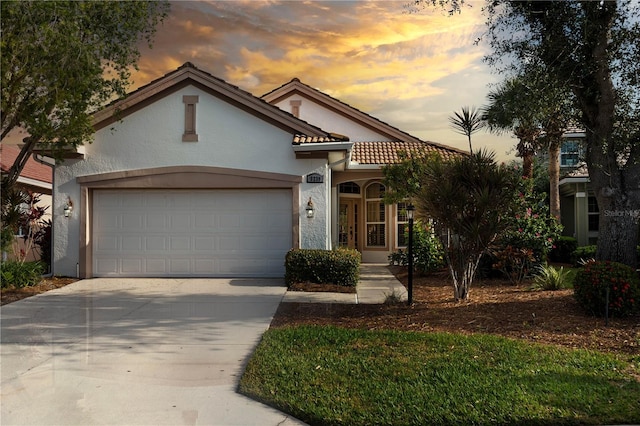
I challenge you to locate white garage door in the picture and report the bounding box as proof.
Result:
[93,189,292,277]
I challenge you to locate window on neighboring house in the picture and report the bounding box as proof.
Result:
[396,202,409,247]
[290,100,301,118]
[588,196,599,232]
[182,95,199,142]
[365,183,386,247]
[560,140,581,167]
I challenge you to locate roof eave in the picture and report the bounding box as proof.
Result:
[92,65,327,137]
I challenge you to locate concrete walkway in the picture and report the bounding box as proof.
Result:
[282,263,407,304]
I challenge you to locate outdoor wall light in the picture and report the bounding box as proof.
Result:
[63,197,74,218]
[305,197,315,218]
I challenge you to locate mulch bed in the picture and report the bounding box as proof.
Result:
[272,266,640,356]
[1,277,78,306]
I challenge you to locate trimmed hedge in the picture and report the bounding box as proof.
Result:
[285,248,361,287]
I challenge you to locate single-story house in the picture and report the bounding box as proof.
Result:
[48,62,465,278]
[1,143,53,262]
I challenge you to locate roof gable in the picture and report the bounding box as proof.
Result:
[262,78,467,160]
[92,63,331,138]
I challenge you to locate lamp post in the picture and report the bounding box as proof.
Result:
[407,204,415,305]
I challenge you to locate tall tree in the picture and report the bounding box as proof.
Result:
[1,1,169,189]
[482,1,640,267]
[449,106,485,154]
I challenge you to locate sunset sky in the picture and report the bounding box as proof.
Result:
[134,0,517,160]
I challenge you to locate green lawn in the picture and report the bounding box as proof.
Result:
[239,326,640,426]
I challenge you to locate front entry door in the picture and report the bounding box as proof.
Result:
[338,199,359,250]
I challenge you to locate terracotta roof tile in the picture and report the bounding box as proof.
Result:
[293,134,349,145]
[0,144,52,184]
[352,140,464,165]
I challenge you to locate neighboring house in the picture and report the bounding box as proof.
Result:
[47,63,465,278]
[0,143,53,262]
[556,129,599,246]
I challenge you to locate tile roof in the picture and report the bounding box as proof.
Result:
[292,134,349,144]
[352,140,464,165]
[263,78,468,159]
[0,144,52,184]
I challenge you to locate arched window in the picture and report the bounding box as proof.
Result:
[365,183,386,247]
[338,182,360,194]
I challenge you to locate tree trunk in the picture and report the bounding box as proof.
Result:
[445,247,482,301]
[548,140,561,220]
[521,152,534,179]
[2,136,39,189]
[577,2,640,269]
[588,154,640,268]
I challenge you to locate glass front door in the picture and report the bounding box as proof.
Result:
[338,199,358,250]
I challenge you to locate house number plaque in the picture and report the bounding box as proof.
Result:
[306,173,324,183]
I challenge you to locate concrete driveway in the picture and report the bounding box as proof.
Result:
[1,278,306,425]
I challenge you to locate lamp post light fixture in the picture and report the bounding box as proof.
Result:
[406,203,415,305]
[305,197,315,218]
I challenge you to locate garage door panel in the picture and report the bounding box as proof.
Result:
[145,236,168,251]
[93,189,292,277]
[122,259,143,274]
[122,236,143,251]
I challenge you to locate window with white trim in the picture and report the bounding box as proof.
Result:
[560,140,581,167]
[365,183,386,247]
[396,202,409,247]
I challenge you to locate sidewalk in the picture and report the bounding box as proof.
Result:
[282,263,407,304]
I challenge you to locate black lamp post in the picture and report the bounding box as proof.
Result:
[407,204,415,305]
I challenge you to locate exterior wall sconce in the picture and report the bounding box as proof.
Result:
[305,197,315,218]
[63,197,74,218]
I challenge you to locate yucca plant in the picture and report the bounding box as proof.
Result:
[530,264,572,291]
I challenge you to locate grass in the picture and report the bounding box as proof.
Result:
[240,326,640,426]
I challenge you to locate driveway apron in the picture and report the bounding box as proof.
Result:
[1,278,305,425]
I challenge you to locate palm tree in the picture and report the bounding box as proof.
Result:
[449,106,485,154]
[484,69,574,218]
[483,79,541,178]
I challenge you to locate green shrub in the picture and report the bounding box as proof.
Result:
[498,177,563,266]
[530,264,572,291]
[571,245,597,266]
[1,261,45,289]
[549,236,578,264]
[285,248,361,287]
[573,261,640,317]
[388,220,444,274]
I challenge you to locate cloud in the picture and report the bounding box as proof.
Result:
[131,0,516,160]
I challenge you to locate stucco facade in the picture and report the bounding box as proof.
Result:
[50,63,465,278]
